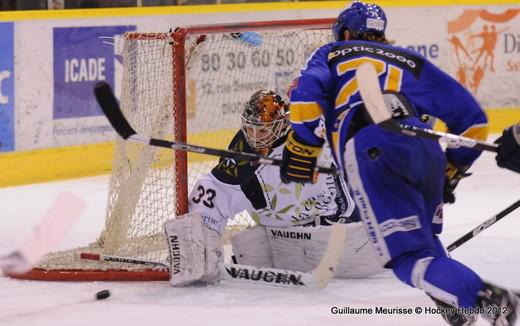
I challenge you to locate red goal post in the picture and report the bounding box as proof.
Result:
[9,18,335,281]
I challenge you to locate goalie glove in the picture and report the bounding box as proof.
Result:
[443,161,471,204]
[495,123,520,174]
[280,130,323,184]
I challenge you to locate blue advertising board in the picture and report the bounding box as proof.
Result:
[0,22,14,152]
[53,25,135,119]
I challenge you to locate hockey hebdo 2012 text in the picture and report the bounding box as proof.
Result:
[330,305,508,315]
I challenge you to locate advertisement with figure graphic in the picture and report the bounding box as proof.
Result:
[447,8,520,107]
[0,22,14,152]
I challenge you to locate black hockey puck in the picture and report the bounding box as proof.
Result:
[95,289,111,300]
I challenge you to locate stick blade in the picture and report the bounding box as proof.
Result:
[356,62,393,125]
[311,223,347,289]
[1,191,85,275]
[94,82,136,139]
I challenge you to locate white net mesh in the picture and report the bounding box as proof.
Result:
[33,21,334,278]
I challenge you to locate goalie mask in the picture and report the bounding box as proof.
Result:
[241,90,289,150]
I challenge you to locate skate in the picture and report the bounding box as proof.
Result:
[478,282,519,326]
[429,295,478,326]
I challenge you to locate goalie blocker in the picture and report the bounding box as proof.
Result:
[164,212,383,286]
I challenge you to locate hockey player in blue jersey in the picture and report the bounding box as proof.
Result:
[280,2,519,325]
[495,123,520,173]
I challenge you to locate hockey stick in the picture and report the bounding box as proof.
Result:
[356,62,498,153]
[81,223,347,289]
[80,253,169,269]
[0,192,85,275]
[94,82,338,175]
[80,253,313,288]
[447,199,520,252]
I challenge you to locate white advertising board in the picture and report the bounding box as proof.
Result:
[0,4,518,152]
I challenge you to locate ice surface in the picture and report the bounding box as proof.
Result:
[0,151,519,326]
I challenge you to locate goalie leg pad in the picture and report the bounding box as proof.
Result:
[164,212,223,287]
[231,225,273,267]
[335,222,385,278]
[200,224,224,284]
[230,223,383,278]
[267,222,384,278]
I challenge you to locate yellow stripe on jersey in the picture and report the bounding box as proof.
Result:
[290,102,322,123]
[384,65,403,92]
[331,110,349,163]
[460,123,489,141]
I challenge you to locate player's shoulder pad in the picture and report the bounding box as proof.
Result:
[211,131,257,185]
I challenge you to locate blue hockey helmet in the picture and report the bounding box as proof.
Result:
[332,2,387,41]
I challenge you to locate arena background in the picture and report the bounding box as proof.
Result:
[0,0,518,186]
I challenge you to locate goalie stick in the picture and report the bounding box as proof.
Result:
[447,199,520,252]
[94,81,338,176]
[81,223,348,289]
[0,191,85,275]
[355,62,499,153]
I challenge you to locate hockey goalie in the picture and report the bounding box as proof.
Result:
[164,89,384,286]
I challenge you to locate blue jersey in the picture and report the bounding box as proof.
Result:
[289,40,488,171]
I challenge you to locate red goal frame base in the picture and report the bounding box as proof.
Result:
[7,268,169,282]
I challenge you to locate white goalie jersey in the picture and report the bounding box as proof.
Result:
[189,130,359,235]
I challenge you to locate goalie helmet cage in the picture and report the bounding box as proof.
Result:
[9,18,335,281]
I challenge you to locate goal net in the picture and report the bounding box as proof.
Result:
[11,18,334,281]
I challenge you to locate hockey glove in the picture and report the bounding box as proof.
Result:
[495,123,520,174]
[280,130,322,184]
[443,161,471,204]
